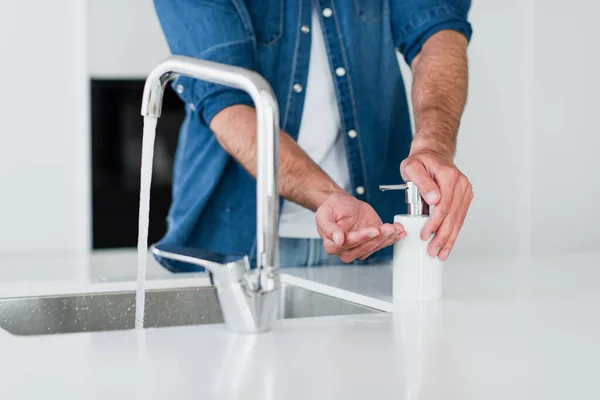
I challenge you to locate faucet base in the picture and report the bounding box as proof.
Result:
[151,244,281,333]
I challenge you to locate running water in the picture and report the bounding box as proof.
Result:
[135,116,158,330]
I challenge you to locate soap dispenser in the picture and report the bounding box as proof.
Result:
[380,182,443,301]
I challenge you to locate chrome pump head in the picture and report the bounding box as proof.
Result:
[379,182,430,216]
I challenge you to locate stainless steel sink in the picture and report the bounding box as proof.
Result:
[0,284,380,336]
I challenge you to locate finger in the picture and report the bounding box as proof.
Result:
[339,231,392,263]
[428,182,464,257]
[315,203,344,246]
[340,229,392,263]
[322,223,394,257]
[348,223,405,262]
[392,222,405,233]
[356,223,405,260]
[438,187,474,261]
[345,227,381,248]
[378,223,398,238]
[350,224,396,260]
[330,226,384,260]
[338,241,378,263]
[420,169,459,240]
[359,230,407,260]
[400,158,441,205]
[322,237,344,256]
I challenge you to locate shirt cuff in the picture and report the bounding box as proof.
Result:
[167,38,258,125]
[396,5,473,66]
[198,88,255,126]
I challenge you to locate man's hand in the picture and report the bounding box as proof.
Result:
[406,30,472,261]
[401,141,473,261]
[316,192,406,263]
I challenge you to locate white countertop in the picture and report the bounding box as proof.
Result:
[0,250,599,399]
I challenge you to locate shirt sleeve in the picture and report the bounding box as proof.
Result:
[390,0,473,66]
[153,0,257,125]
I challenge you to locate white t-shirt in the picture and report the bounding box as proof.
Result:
[278,9,350,238]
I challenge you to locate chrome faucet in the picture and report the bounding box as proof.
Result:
[141,56,280,333]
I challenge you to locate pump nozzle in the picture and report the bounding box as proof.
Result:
[379,182,430,216]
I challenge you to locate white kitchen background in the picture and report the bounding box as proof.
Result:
[0,0,598,276]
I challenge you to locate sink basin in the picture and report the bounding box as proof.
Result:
[0,284,380,336]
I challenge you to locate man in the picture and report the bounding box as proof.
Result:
[152,0,474,271]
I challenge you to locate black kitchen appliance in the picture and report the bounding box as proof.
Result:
[91,80,184,249]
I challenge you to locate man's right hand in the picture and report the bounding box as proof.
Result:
[315,192,406,263]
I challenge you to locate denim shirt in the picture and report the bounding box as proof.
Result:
[152,0,472,271]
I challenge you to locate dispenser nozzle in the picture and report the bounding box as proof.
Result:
[379,184,408,191]
[379,182,430,216]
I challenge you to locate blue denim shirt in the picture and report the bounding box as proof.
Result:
[152,0,472,271]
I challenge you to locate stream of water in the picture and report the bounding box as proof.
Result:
[135,116,158,330]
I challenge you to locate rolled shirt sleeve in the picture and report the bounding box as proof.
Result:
[153,0,256,125]
[391,0,473,66]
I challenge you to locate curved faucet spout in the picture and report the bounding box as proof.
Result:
[140,56,280,332]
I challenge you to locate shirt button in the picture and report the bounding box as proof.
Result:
[176,84,184,94]
[356,186,365,196]
[322,8,333,18]
[301,25,310,34]
[335,67,346,77]
[293,83,303,93]
[189,103,196,111]
[347,129,357,139]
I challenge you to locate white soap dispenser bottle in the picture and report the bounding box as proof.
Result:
[380,182,443,301]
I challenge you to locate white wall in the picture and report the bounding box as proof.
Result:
[88,0,169,78]
[457,0,600,258]
[531,1,600,255]
[0,0,90,257]
[451,0,534,260]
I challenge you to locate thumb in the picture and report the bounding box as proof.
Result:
[400,158,441,205]
[315,203,344,246]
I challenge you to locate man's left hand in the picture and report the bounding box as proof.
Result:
[400,140,474,261]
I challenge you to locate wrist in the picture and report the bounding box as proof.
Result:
[287,174,345,213]
[310,184,346,212]
[411,133,456,160]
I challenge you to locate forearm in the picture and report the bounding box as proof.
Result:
[210,104,343,212]
[410,30,469,158]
